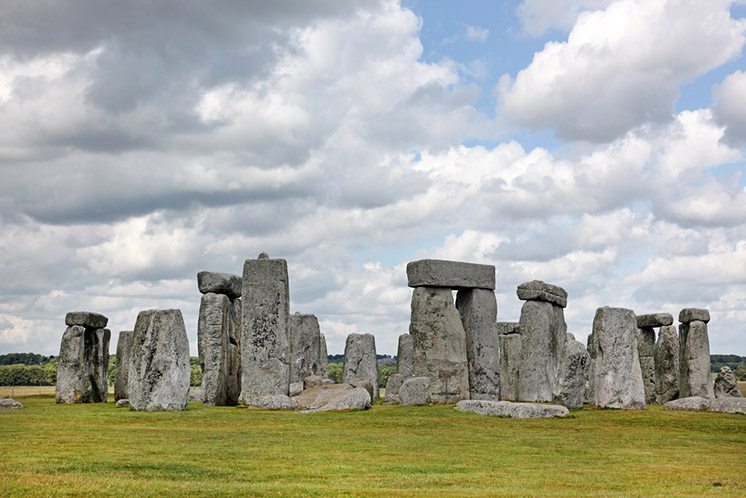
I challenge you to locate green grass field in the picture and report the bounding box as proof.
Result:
[1,391,745,497]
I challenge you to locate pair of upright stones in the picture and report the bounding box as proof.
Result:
[636,312,677,404]
[56,312,110,403]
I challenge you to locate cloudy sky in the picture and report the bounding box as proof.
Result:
[1,0,745,357]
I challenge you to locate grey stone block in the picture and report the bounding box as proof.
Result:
[295,384,371,412]
[197,271,242,299]
[456,400,568,418]
[342,333,378,399]
[396,334,415,378]
[56,324,110,404]
[714,366,742,398]
[406,259,495,290]
[636,313,673,328]
[114,330,133,402]
[556,339,590,409]
[518,300,566,402]
[65,311,108,329]
[516,280,567,308]
[498,333,521,401]
[679,320,714,398]
[399,377,431,405]
[654,325,679,404]
[456,288,500,401]
[496,322,520,335]
[678,308,710,324]
[289,314,322,384]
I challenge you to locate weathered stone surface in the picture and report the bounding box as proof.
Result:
[303,375,324,390]
[289,381,304,397]
[516,280,568,308]
[384,373,404,403]
[654,325,679,404]
[56,325,110,404]
[456,400,569,419]
[0,398,22,409]
[241,257,290,404]
[456,288,500,401]
[249,394,295,410]
[409,287,470,403]
[351,380,375,402]
[714,366,742,398]
[496,322,520,335]
[295,384,371,413]
[114,330,133,402]
[566,333,576,341]
[198,293,231,406]
[679,308,710,324]
[518,300,566,402]
[289,314,322,384]
[319,333,329,378]
[343,333,378,399]
[636,313,673,328]
[556,339,590,409]
[56,325,84,403]
[406,259,495,290]
[399,376,431,405]
[679,320,714,398]
[588,307,645,409]
[637,326,656,404]
[396,334,415,378]
[663,396,709,411]
[664,396,746,415]
[115,399,130,408]
[197,271,242,299]
[65,311,108,329]
[498,333,521,401]
[226,298,242,405]
[128,309,190,411]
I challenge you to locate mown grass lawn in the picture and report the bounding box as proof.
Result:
[1,392,745,497]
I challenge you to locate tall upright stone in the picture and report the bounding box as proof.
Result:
[240,255,291,405]
[114,330,133,402]
[128,309,190,411]
[654,325,679,403]
[396,334,415,378]
[409,287,470,403]
[56,312,110,404]
[198,293,233,405]
[226,298,242,404]
[289,313,322,384]
[588,307,645,409]
[679,308,713,399]
[497,323,521,401]
[636,326,657,404]
[556,338,590,408]
[456,288,500,400]
[319,333,329,378]
[342,333,379,399]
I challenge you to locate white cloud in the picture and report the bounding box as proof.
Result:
[465,25,489,42]
[713,70,746,146]
[517,0,615,36]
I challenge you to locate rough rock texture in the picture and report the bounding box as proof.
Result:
[456,400,569,419]
[295,384,371,413]
[56,324,110,404]
[556,338,590,409]
[664,396,746,415]
[128,309,190,411]
[663,396,709,411]
[498,333,521,401]
[199,293,232,405]
[65,311,108,329]
[241,256,290,405]
[226,298,242,405]
[0,398,23,409]
[197,271,242,299]
[352,381,375,402]
[714,366,742,398]
[249,394,295,410]
[637,326,657,404]
[55,327,85,403]
[115,399,130,408]
[496,322,520,335]
[636,313,673,328]
[566,333,576,341]
[516,280,568,308]
[384,373,404,403]
[588,307,646,409]
[289,313,322,384]
[319,333,329,378]
[518,300,566,402]
[679,320,714,399]
[409,287,470,403]
[303,375,324,390]
[679,308,710,324]
[343,333,378,399]
[406,259,495,290]
[456,288,500,401]
[654,325,679,404]
[289,381,304,397]
[114,330,133,401]
[399,376,431,405]
[396,334,415,378]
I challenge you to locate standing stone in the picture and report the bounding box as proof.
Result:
[198,293,232,406]
[679,319,714,399]
[456,288,500,401]
[556,338,590,409]
[498,332,521,401]
[128,309,190,411]
[654,325,679,404]
[226,298,242,404]
[636,326,656,404]
[56,325,84,403]
[56,312,111,404]
[396,334,415,378]
[318,333,328,378]
[114,330,133,402]
[409,287,470,403]
[241,255,291,405]
[342,333,379,399]
[517,300,566,402]
[399,376,431,405]
[588,307,645,409]
[289,313,322,384]
[713,366,742,398]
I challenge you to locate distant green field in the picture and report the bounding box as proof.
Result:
[1,393,745,497]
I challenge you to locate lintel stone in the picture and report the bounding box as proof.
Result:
[516,280,567,308]
[636,313,674,328]
[197,271,242,299]
[678,308,710,324]
[406,259,495,290]
[64,311,108,329]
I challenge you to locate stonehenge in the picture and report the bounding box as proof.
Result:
[678,308,713,399]
[457,288,500,401]
[556,336,590,409]
[289,313,323,384]
[56,312,111,404]
[635,312,673,405]
[654,325,680,403]
[497,322,521,401]
[114,330,133,401]
[342,333,378,399]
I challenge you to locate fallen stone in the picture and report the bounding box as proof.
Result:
[654,325,679,404]
[496,322,520,335]
[289,382,304,397]
[303,375,324,390]
[114,330,133,402]
[197,271,242,299]
[399,376,431,405]
[516,280,568,308]
[342,333,379,399]
[351,380,375,402]
[714,366,742,398]
[295,384,371,413]
[679,320,714,399]
[678,308,710,324]
[406,259,495,290]
[396,334,415,378]
[556,338,590,409]
[65,311,108,329]
[248,394,296,410]
[456,288,500,401]
[456,400,568,419]
[663,396,746,415]
[663,396,710,411]
[319,333,329,378]
[498,333,521,401]
[289,313,322,384]
[636,313,673,328]
[0,398,22,409]
[637,326,656,404]
[518,300,566,402]
[115,399,130,408]
[384,373,404,403]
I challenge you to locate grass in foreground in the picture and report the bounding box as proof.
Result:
[1,392,745,497]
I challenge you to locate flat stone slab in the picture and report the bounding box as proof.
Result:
[516,281,567,308]
[636,313,673,328]
[496,322,520,335]
[295,384,371,413]
[406,259,495,290]
[64,311,108,329]
[197,271,242,299]
[0,398,23,409]
[246,394,296,410]
[115,399,130,408]
[456,400,569,419]
[664,396,746,415]
[679,308,710,324]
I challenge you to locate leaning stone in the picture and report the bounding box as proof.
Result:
[456,288,500,401]
[115,399,130,408]
[289,382,304,397]
[318,333,329,378]
[240,257,290,404]
[409,287,470,403]
[406,259,495,290]
[198,293,232,406]
[248,394,296,410]
[384,373,404,403]
[399,376,431,406]
[678,308,710,324]
[289,314,322,384]
[114,330,133,402]
[0,398,22,409]
[303,375,324,390]
[654,325,679,404]
[128,309,190,411]
[65,311,108,329]
[636,313,673,328]
[679,320,713,398]
[714,366,742,398]
[496,322,520,335]
[588,307,645,409]
[637,327,656,404]
[516,280,568,308]
[396,334,415,378]
[456,400,568,419]
[295,384,371,413]
[556,339,590,409]
[663,396,710,411]
[708,397,746,414]
[498,333,521,401]
[342,333,379,399]
[197,271,242,299]
[518,300,566,402]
